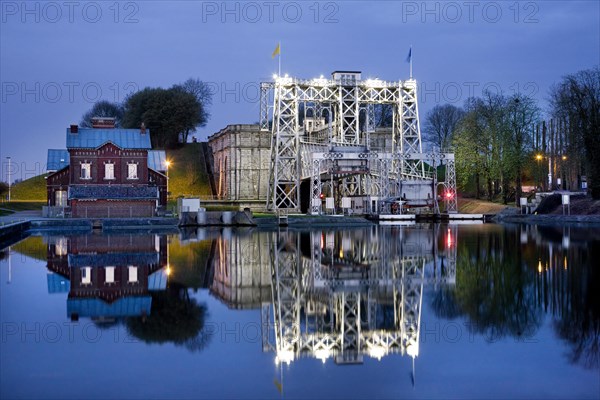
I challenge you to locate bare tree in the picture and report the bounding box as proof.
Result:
[549,66,600,198]
[423,104,465,151]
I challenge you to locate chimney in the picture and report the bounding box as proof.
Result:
[70,124,78,134]
[91,117,116,129]
[140,122,146,134]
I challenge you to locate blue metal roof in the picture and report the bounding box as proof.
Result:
[147,150,167,172]
[47,273,70,293]
[47,149,164,171]
[47,149,70,171]
[67,296,152,318]
[66,128,152,149]
[148,268,168,291]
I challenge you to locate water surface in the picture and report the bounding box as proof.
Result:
[1,224,598,399]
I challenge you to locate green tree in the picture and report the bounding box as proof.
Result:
[0,181,8,200]
[122,87,202,149]
[80,100,124,127]
[506,94,540,205]
[453,91,539,202]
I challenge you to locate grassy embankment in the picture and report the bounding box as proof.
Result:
[457,198,514,214]
[0,174,47,215]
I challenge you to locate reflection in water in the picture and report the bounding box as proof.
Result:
[44,232,209,352]
[262,226,457,366]
[35,223,598,369]
[429,224,599,370]
[532,225,600,369]
[203,225,457,366]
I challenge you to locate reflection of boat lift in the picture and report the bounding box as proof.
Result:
[262,225,457,386]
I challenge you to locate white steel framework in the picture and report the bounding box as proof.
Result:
[262,72,458,214]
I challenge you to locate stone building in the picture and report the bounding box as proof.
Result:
[207,124,271,209]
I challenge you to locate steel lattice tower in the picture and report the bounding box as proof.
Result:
[261,72,458,214]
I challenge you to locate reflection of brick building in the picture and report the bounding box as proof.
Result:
[46,117,167,217]
[46,233,168,320]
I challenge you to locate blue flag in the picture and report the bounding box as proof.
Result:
[405,47,412,63]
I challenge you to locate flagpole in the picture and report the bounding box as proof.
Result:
[409,44,413,79]
[278,41,281,77]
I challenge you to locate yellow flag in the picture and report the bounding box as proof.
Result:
[272,43,280,58]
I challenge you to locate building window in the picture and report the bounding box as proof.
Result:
[104,163,115,180]
[81,267,92,285]
[55,237,67,256]
[128,266,138,283]
[105,266,115,284]
[127,163,138,179]
[81,162,91,180]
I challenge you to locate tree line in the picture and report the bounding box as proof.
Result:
[80,78,213,149]
[423,66,600,202]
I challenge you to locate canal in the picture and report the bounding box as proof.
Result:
[1,223,598,399]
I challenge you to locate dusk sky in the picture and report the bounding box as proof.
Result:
[1,1,599,183]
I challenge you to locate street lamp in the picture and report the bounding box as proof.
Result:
[164,159,171,203]
[535,154,543,190]
[6,156,11,202]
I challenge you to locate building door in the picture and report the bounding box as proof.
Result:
[55,190,67,207]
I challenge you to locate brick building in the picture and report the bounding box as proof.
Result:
[46,233,168,320]
[46,118,167,217]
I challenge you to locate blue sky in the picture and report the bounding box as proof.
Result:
[1,1,599,183]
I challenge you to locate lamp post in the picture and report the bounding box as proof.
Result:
[535,154,543,191]
[164,159,171,204]
[6,156,11,202]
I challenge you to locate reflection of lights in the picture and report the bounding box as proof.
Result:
[446,228,453,248]
[275,349,295,365]
[537,260,543,274]
[535,154,543,161]
[368,345,386,360]
[564,256,568,270]
[165,265,171,276]
[406,342,419,357]
[314,348,331,363]
[339,247,344,259]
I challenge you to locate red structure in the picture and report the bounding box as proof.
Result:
[47,118,167,217]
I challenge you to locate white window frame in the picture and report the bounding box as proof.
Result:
[104,162,115,180]
[81,267,92,285]
[105,266,115,284]
[127,162,138,180]
[81,162,91,180]
[128,266,138,283]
